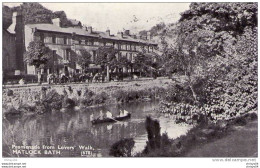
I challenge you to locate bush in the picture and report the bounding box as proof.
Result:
[109,138,135,157]
[113,90,128,102]
[232,116,247,126]
[92,92,108,105]
[7,89,14,96]
[43,89,64,110]
[62,98,76,109]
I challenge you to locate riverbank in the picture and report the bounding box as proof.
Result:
[185,119,258,157]
[136,111,257,157]
[2,78,171,117]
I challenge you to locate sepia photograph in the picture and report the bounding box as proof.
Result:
[1,1,258,160]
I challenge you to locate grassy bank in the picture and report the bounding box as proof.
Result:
[135,112,257,157]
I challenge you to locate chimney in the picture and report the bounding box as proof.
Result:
[82,25,88,31]
[52,18,61,27]
[124,30,130,36]
[117,32,123,38]
[147,32,152,40]
[106,29,110,36]
[87,26,92,33]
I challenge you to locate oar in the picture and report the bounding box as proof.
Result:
[108,117,120,122]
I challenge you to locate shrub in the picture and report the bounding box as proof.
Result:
[93,92,108,105]
[109,138,135,157]
[232,116,247,126]
[7,89,14,96]
[113,90,128,102]
[62,98,76,109]
[43,89,64,110]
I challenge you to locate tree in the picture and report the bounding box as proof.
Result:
[162,2,257,119]
[133,52,160,78]
[18,2,53,24]
[24,40,52,83]
[76,49,92,73]
[6,3,74,27]
[95,46,118,81]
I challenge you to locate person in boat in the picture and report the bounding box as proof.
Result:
[119,110,124,117]
[90,112,94,121]
[99,110,104,120]
[106,111,113,119]
[123,110,129,116]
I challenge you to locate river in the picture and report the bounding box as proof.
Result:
[2,100,192,157]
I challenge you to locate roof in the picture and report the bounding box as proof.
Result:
[25,23,157,45]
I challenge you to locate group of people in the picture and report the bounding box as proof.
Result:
[45,72,107,85]
[90,109,129,121]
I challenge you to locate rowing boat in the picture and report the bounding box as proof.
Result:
[91,113,131,125]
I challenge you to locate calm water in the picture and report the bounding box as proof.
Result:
[3,101,192,157]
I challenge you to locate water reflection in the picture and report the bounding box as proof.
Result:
[3,100,191,157]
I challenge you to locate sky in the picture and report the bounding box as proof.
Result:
[3,3,190,34]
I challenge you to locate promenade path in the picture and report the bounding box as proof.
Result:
[3,77,170,89]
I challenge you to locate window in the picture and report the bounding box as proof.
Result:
[79,39,82,45]
[130,53,133,61]
[64,36,67,45]
[88,39,94,46]
[118,52,122,59]
[64,49,70,61]
[52,35,56,44]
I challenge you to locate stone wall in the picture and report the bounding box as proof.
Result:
[2,79,171,114]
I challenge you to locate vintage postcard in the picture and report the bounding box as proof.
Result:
[1,2,258,164]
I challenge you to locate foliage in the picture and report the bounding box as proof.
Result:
[53,10,73,27]
[109,138,135,157]
[133,52,161,77]
[95,46,118,69]
[17,2,53,24]
[160,2,257,119]
[3,3,75,27]
[43,89,64,110]
[24,40,52,69]
[62,97,76,109]
[92,92,108,104]
[139,22,166,37]
[76,49,92,71]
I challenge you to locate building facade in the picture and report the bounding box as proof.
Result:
[2,11,25,77]
[25,18,158,76]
